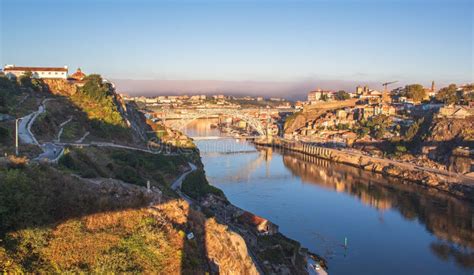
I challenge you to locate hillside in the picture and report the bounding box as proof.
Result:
[0,163,257,274]
[0,74,259,273]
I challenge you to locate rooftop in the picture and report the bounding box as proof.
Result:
[4,66,68,72]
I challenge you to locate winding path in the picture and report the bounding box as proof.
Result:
[19,98,176,162]
[171,162,197,204]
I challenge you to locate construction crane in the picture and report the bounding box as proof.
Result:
[382,81,398,93]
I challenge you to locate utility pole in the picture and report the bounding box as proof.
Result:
[15,118,20,156]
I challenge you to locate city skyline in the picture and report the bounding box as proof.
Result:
[1,0,472,97]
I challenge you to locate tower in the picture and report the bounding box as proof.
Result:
[431,81,435,92]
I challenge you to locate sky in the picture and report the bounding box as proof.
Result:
[1,0,472,99]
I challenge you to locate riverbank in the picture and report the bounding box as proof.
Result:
[176,161,328,274]
[254,138,474,202]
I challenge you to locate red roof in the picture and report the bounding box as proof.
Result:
[4,66,67,72]
[69,68,86,80]
[238,211,267,227]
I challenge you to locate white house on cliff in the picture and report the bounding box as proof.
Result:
[3,65,68,79]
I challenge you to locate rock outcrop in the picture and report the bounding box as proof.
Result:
[42,79,78,96]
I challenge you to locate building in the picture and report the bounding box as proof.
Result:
[308,89,323,102]
[4,65,68,79]
[237,211,279,235]
[356,85,370,96]
[68,68,86,81]
[308,89,332,103]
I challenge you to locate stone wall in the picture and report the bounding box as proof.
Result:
[255,138,474,202]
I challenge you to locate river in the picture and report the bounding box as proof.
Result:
[184,119,474,275]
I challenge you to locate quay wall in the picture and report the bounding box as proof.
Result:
[254,138,474,202]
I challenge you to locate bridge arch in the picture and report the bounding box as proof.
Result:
[161,109,268,136]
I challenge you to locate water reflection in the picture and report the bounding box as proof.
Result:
[186,119,474,273]
[274,147,474,268]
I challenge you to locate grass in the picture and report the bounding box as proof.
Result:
[61,121,82,141]
[58,146,187,197]
[0,163,184,273]
[1,207,183,273]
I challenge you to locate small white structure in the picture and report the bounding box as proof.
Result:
[3,65,68,79]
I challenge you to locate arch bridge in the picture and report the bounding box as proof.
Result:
[157,108,269,136]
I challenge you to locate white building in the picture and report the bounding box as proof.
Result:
[308,89,333,102]
[3,65,68,79]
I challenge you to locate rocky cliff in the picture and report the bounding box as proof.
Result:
[422,117,474,173]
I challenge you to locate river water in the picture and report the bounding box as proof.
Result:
[185,119,474,275]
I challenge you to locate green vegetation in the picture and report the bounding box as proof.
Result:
[403,118,424,142]
[0,75,20,114]
[356,115,391,139]
[70,74,130,139]
[181,169,225,200]
[435,84,466,105]
[320,93,330,101]
[0,92,7,114]
[18,71,47,93]
[59,147,186,193]
[0,126,10,143]
[0,164,183,273]
[335,90,350,100]
[61,121,81,140]
[403,84,426,102]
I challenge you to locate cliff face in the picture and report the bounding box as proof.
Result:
[284,109,326,134]
[42,79,78,96]
[426,117,474,143]
[422,117,474,173]
[157,200,259,274]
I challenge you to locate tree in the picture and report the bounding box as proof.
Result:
[18,71,33,88]
[436,84,459,105]
[81,74,112,99]
[335,90,350,101]
[404,84,426,102]
[320,93,329,101]
[403,118,423,141]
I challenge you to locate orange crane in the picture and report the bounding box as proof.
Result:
[382,81,398,93]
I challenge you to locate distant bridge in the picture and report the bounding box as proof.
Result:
[155,108,272,136]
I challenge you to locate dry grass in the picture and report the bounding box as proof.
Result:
[43,220,121,269]
[7,155,28,168]
[4,205,186,273]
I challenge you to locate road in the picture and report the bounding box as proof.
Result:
[36,143,64,162]
[277,137,474,185]
[19,99,54,145]
[17,99,173,162]
[16,99,65,162]
[171,162,197,190]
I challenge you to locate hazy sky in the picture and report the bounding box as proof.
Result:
[1,0,472,98]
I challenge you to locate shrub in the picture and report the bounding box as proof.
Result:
[181,169,225,200]
[7,155,28,169]
[0,126,10,143]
